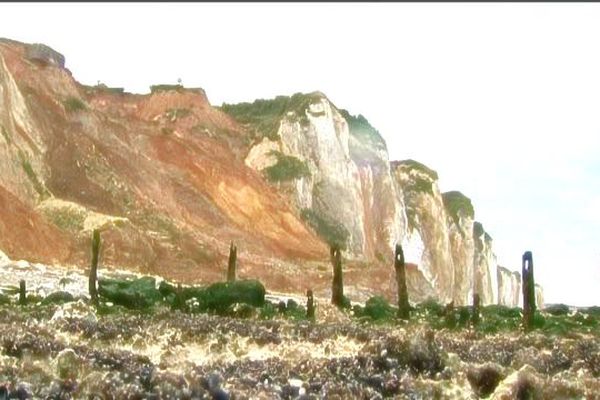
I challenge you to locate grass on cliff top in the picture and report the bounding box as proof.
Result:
[395,159,439,181]
[83,83,126,95]
[220,92,323,141]
[473,221,493,242]
[442,191,475,227]
[338,109,387,151]
[263,151,310,183]
[395,160,438,197]
[150,84,185,93]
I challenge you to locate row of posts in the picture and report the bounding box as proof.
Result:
[327,243,537,331]
[16,230,537,330]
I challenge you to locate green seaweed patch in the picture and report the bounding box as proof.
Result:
[541,312,598,337]
[159,279,266,315]
[355,296,396,321]
[0,293,11,305]
[475,305,523,334]
[300,208,350,250]
[63,97,87,112]
[264,151,310,182]
[98,276,162,310]
[442,191,475,227]
[41,291,75,306]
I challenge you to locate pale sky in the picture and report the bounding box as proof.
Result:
[2,3,599,306]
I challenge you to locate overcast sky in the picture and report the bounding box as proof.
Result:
[2,3,599,306]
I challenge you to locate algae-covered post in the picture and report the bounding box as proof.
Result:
[227,242,237,282]
[89,229,100,306]
[444,301,456,329]
[394,243,410,320]
[330,245,344,308]
[19,280,26,305]
[306,289,315,319]
[472,293,480,326]
[522,251,536,331]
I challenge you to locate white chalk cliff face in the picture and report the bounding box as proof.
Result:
[472,222,497,305]
[390,161,455,304]
[239,92,540,306]
[497,266,521,307]
[535,284,544,309]
[244,93,405,259]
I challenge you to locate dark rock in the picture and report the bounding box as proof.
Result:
[467,363,504,397]
[139,364,155,391]
[211,388,230,400]
[42,291,75,304]
[281,384,299,399]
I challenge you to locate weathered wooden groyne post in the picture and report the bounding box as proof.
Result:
[472,293,480,326]
[522,251,536,331]
[19,280,26,306]
[306,289,315,319]
[394,243,410,319]
[89,229,100,306]
[330,245,344,308]
[227,242,237,282]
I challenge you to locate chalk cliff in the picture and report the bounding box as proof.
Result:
[0,38,540,303]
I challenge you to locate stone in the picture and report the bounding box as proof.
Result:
[55,348,80,379]
[467,363,505,398]
[490,365,539,400]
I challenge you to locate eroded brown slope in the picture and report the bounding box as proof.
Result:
[0,39,328,288]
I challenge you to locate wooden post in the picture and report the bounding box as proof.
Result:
[394,244,410,319]
[472,293,480,326]
[522,251,536,331]
[227,242,237,282]
[19,280,26,306]
[89,229,100,306]
[330,245,344,308]
[306,289,315,319]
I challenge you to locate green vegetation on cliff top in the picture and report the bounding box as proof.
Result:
[150,84,185,93]
[473,221,493,242]
[442,191,475,226]
[221,92,323,141]
[395,159,439,181]
[338,109,387,151]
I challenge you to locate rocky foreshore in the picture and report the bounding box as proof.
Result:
[0,259,598,399]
